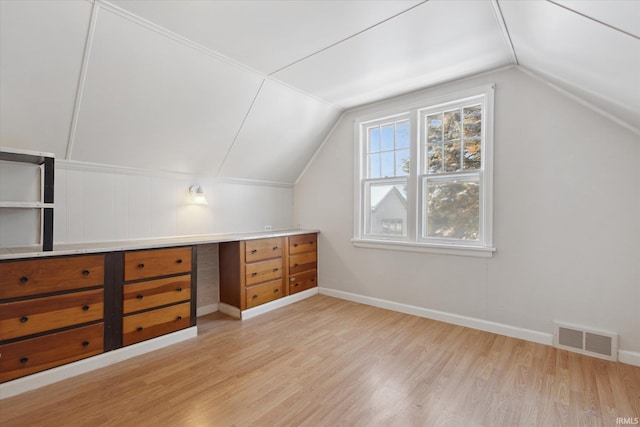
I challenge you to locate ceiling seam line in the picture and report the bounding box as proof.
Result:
[96,0,340,110]
[268,0,430,76]
[546,0,639,40]
[66,0,100,161]
[491,0,518,66]
[215,79,266,178]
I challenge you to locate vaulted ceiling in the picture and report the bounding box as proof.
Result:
[1,0,638,184]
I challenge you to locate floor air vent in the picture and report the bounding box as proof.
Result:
[554,322,617,361]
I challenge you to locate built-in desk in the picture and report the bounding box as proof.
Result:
[0,229,318,398]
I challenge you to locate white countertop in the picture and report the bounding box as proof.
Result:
[0,229,319,260]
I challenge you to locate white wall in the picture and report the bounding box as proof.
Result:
[32,163,292,246]
[294,67,640,356]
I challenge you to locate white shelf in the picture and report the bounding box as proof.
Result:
[0,202,55,209]
[0,147,55,251]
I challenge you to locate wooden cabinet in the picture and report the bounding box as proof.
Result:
[121,247,195,346]
[287,233,318,295]
[0,255,104,300]
[0,247,196,383]
[0,255,106,383]
[219,233,317,313]
[0,232,314,387]
[219,237,285,311]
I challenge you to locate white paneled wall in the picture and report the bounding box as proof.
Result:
[0,162,293,248]
[43,163,293,245]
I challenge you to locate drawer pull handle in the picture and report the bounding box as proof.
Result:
[20,316,29,323]
[82,270,90,276]
[138,263,145,269]
[20,357,29,364]
[137,326,143,332]
[82,341,90,347]
[294,283,299,287]
[176,259,183,264]
[273,268,279,272]
[177,287,183,292]
[177,316,182,321]
[136,295,143,300]
[294,263,299,267]
[252,272,258,276]
[251,249,257,254]
[20,276,29,283]
[311,278,315,282]
[273,246,278,250]
[252,294,258,299]
[82,305,90,311]
[274,288,279,293]
[293,243,298,247]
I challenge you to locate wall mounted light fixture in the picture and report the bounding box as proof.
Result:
[189,185,208,205]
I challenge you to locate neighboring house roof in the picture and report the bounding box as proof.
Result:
[371,186,408,211]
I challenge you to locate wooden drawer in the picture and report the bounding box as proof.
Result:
[245,258,282,286]
[124,247,192,282]
[289,270,317,295]
[246,279,283,309]
[245,238,283,263]
[122,302,190,346]
[289,233,317,255]
[0,289,103,341]
[0,255,104,300]
[0,323,104,383]
[289,252,317,275]
[123,275,191,315]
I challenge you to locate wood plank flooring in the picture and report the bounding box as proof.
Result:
[1,295,639,426]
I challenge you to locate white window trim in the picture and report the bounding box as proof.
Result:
[353,84,496,257]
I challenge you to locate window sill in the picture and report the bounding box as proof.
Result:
[351,238,495,258]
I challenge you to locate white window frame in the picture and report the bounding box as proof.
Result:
[352,84,496,258]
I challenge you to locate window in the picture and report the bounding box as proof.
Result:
[353,85,495,257]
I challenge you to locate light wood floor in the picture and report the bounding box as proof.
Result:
[1,295,639,426]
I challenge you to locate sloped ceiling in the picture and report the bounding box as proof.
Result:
[1,0,638,184]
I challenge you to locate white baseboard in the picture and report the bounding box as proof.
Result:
[197,303,219,317]
[618,350,640,367]
[218,288,319,320]
[0,326,198,399]
[319,287,553,346]
[241,287,318,320]
[218,302,241,318]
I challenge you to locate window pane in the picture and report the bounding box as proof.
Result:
[367,183,408,237]
[463,138,481,170]
[463,105,482,138]
[381,125,394,151]
[381,151,394,177]
[427,114,442,144]
[395,149,410,176]
[425,177,479,240]
[426,144,442,174]
[396,121,410,149]
[369,127,380,152]
[443,141,461,172]
[368,153,380,178]
[443,110,461,141]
